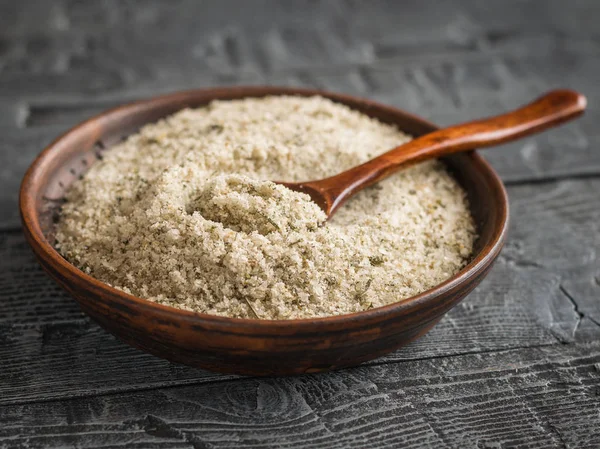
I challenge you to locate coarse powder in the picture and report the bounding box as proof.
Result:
[55,95,476,319]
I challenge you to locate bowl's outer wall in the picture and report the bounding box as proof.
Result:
[20,87,508,375]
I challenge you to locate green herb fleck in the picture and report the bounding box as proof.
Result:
[369,255,385,266]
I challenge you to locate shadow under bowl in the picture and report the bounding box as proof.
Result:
[19,86,509,376]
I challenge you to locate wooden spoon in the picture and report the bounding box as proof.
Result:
[281,89,586,217]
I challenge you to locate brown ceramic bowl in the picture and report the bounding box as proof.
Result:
[19,86,509,376]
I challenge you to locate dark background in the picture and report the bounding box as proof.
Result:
[1,1,600,448]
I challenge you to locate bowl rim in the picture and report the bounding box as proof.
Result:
[19,85,509,331]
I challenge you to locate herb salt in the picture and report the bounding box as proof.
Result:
[56,96,476,319]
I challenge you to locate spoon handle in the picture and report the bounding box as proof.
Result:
[320,89,586,214]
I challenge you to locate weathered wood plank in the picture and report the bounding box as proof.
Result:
[1,178,599,405]
[1,343,599,448]
[0,126,69,230]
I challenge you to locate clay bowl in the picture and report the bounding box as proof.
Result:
[20,86,509,376]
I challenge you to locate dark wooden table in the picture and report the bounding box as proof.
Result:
[2,1,600,447]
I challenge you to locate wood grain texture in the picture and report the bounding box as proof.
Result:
[2,343,600,448]
[1,0,600,446]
